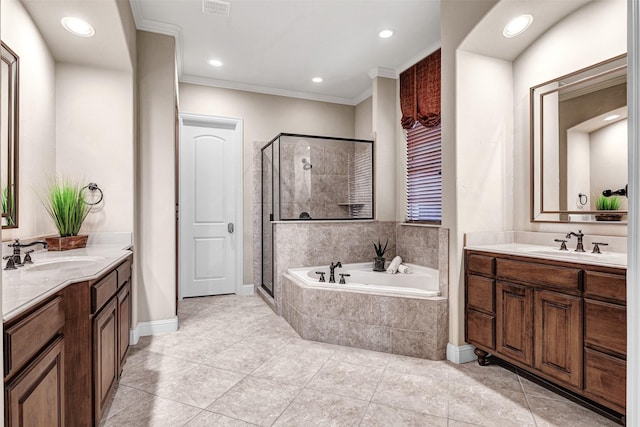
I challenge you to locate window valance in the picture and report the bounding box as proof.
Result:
[400,49,441,130]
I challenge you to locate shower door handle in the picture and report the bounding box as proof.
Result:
[228,223,234,234]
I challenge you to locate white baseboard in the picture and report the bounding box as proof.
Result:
[130,316,179,345]
[446,343,477,364]
[237,283,255,296]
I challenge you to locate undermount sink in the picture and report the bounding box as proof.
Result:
[26,256,106,272]
[525,249,627,264]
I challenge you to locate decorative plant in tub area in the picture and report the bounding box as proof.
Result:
[40,178,92,250]
[595,195,622,222]
[373,239,388,272]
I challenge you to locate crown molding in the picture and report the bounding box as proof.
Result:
[368,67,397,79]
[352,87,373,105]
[396,41,441,74]
[180,74,360,105]
[129,0,184,76]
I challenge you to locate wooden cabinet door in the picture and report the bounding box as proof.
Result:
[6,337,65,427]
[534,290,582,388]
[117,281,132,372]
[93,298,118,425]
[496,281,533,366]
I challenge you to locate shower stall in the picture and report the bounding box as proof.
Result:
[260,133,374,296]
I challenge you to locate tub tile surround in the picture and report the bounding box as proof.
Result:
[100,294,618,426]
[281,275,448,359]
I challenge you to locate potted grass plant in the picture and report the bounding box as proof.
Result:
[41,178,92,250]
[373,239,388,272]
[595,195,623,222]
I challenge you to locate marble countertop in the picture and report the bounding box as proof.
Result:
[464,242,627,269]
[3,234,133,322]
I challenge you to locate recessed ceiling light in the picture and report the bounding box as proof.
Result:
[312,77,323,83]
[61,17,95,37]
[604,114,621,121]
[503,14,533,38]
[208,59,224,67]
[378,29,394,39]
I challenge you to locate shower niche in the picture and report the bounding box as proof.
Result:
[260,133,374,296]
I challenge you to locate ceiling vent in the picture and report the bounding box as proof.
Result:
[202,0,230,17]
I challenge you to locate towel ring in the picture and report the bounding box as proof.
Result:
[578,193,588,206]
[81,183,104,206]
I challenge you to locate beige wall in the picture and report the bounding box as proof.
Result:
[1,0,57,241]
[136,31,177,325]
[441,0,498,348]
[55,63,135,234]
[178,83,356,285]
[371,77,398,221]
[355,96,373,140]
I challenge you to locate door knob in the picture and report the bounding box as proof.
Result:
[228,223,234,234]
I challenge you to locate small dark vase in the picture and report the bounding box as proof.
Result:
[373,256,386,272]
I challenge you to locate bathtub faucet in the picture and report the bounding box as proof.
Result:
[329,261,342,283]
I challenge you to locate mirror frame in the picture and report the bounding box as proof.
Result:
[530,53,627,223]
[1,41,19,229]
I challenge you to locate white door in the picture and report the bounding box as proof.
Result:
[179,115,241,298]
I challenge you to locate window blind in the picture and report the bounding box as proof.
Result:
[406,123,442,222]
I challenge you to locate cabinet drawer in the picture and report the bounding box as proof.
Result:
[467,254,495,276]
[584,271,626,304]
[467,275,495,314]
[466,309,495,350]
[117,258,132,289]
[4,296,64,378]
[585,299,626,357]
[92,270,118,313]
[584,348,626,411]
[496,259,580,291]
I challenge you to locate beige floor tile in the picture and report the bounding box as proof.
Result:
[448,380,535,427]
[158,334,241,362]
[527,396,620,427]
[330,345,391,367]
[203,340,282,374]
[519,376,571,402]
[251,352,328,386]
[449,362,523,394]
[152,364,246,408]
[272,388,368,426]
[372,370,449,418]
[386,354,456,379]
[101,385,154,421]
[360,403,448,426]
[307,359,384,401]
[186,410,258,426]
[207,376,300,426]
[447,420,482,427]
[102,395,201,427]
[119,351,200,393]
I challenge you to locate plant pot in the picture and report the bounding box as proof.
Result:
[595,213,623,222]
[373,256,386,272]
[45,235,88,251]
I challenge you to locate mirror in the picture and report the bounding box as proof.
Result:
[1,42,18,228]
[531,54,627,223]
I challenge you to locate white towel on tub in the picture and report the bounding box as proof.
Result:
[398,264,410,274]
[387,256,402,274]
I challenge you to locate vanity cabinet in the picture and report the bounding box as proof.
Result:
[4,297,66,426]
[4,254,133,427]
[465,250,626,417]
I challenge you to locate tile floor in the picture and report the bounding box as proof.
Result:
[101,294,619,426]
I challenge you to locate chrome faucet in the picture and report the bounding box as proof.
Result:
[565,230,585,252]
[7,239,49,266]
[329,261,342,283]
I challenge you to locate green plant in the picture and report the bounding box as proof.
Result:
[2,186,14,226]
[373,239,389,257]
[40,178,91,237]
[596,195,621,211]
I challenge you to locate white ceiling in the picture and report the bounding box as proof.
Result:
[460,0,592,61]
[130,0,441,105]
[21,0,133,72]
